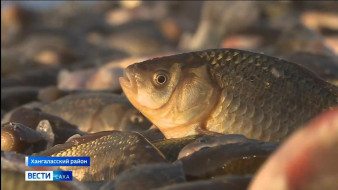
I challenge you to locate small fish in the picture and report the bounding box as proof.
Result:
[178,134,258,159]
[2,107,84,145]
[249,106,338,190]
[1,122,46,154]
[175,141,278,180]
[37,131,166,181]
[41,93,152,133]
[120,48,338,141]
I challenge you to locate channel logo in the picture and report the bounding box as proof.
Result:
[25,171,73,181]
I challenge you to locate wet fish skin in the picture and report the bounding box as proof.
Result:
[1,122,46,154]
[120,48,338,141]
[42,93,152,133]
[38,131,166,181]
[178,134,258,159]
[175,141,278,180]
[152,135,203,162]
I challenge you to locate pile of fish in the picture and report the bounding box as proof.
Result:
[1,1,338,190]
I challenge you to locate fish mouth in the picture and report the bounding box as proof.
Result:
[119,67,138,94]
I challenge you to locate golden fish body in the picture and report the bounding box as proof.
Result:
[120,49,338,141]
[38,131,166,181]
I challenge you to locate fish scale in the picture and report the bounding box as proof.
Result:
[120,48,338,141]
[193,49,337,141]
[37,131,166,181]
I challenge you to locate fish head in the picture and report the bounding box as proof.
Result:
[119,53,220,138]
[120,57,183,110]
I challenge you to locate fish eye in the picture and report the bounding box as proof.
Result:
[153,71,168,86]
[130,114,144,124]
[197,137,207,143]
